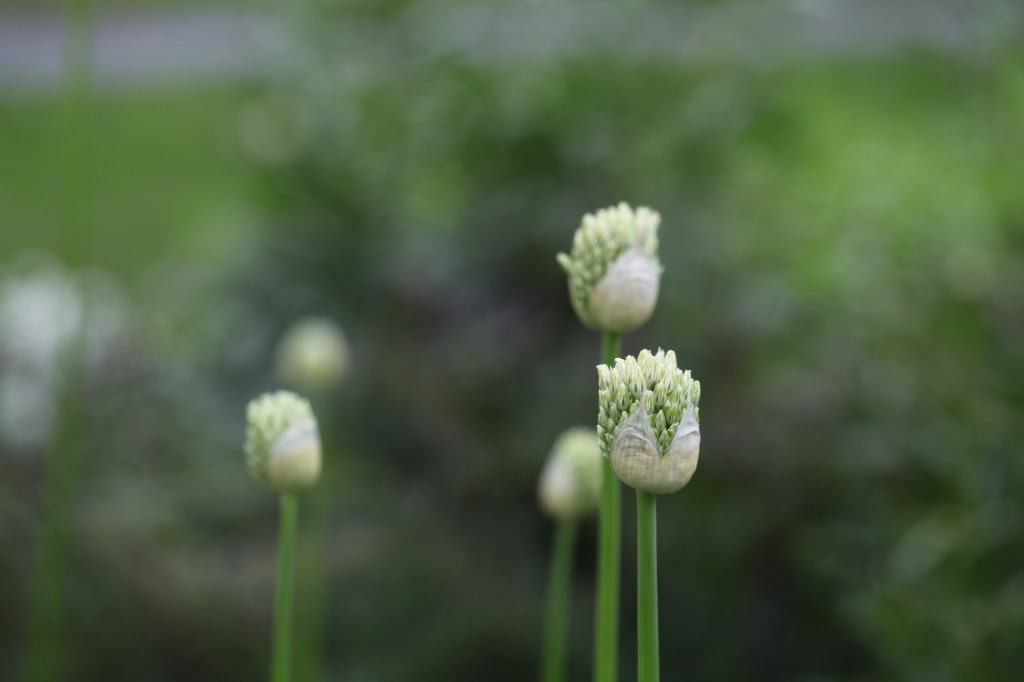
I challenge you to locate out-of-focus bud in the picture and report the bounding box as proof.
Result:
[275,317,350,393]
[556,203,662,333]
[538,427,603,519]
[597,349,701,495]
[0,254,129,447]
[244,391,321,493]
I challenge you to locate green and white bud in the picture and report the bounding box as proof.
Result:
[244,391,322,493]
[556,203,662,333]
[275,317,351,392]
[538,427,603,519]
[597,349,701,495]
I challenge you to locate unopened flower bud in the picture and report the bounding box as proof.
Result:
[538,427,603,519]
[597,349,701,495]
[275,317,350,392]
[244,391,322,493]
[556,203,662,333]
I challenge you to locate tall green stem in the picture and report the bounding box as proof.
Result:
[594,331,621,682]
[636,491,659,682]
[26,361,83,682]
[542,519,579,682]
[272,494,300,682]
[25,2,93,679]
[295,482,329,682]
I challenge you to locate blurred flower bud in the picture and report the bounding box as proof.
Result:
[245,391,321,493]
[0,254,129,448]
[556,203,662,333]
[538,427,603,519]
[275,317,350,393]
[597,349,701,495]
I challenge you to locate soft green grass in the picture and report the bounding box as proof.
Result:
[0,87,261,281]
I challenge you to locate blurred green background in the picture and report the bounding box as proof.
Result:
[2,0,1023,680]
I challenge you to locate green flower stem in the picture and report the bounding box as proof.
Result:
[26,361,83,682]
[272,494,300,682]
[542,518,579,682]
[296,483,329,682]
[594,330,622,682]
[296,439,346,682]
[636,490,659,682]
[26,1,94,679]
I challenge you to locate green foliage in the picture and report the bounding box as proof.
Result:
[3,3,1024,681]
[238,32,1024,680]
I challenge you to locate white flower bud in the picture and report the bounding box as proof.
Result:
[538,427,603,519]
[244,391,322,493]
[0,256,129,447]
[596,350,701,495]
[275,317,350,392]
[589,247,660,334]
[556,203,663,333]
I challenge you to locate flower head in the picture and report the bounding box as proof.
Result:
[244,391,321,493]
[275,317,351,392]
[597,349,701,494]
[556,203,662,333]
[538,427,603,519]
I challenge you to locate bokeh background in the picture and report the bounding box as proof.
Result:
[2,0,1023,680]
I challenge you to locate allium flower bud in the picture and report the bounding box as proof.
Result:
[538,427,603,519]
[556,203,662,333]
[597,349,701,495]
[275,317,351,392]
[244,391,322,493]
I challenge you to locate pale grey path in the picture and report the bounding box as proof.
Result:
[0,0,1018,95]
[0,8,282,93]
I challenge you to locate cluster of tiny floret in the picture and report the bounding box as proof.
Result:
[556,203,661,326]
[244,391,316,482]
[597,349,700,457]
